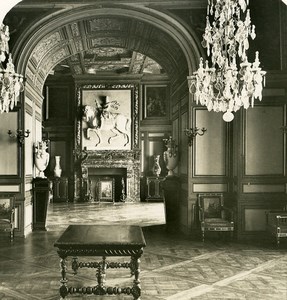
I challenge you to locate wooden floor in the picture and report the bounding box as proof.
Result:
[46,201,166,230]
[0,202,287,299]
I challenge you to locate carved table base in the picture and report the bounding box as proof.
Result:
[54,225,146,300]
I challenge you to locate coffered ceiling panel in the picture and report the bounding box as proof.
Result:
[30,15,185,79]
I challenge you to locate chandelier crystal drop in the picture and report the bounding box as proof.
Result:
[0,23,24,113]
[189,0,266,122]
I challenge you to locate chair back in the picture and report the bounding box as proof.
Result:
[198,193,223,219]
[0,194,15,219]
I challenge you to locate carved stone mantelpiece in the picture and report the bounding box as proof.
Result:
[83,150,140,161]
[81,150,141,202]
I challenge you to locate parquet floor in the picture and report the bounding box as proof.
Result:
[0,202,286,300]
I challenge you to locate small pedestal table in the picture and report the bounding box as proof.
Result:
[54,225,146,299]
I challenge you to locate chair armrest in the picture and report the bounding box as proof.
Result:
[10,208,15,224]
[198,207,204,222]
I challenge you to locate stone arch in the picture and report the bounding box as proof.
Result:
[12,5,203,93]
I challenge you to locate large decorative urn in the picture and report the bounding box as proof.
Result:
[54,156,62,177]
[34,140,50,178]
[163,136,178,177]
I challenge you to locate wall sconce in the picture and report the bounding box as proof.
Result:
[184,127,207,146]
[8,129,30,144]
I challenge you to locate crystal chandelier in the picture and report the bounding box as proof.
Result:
[189,0,266,122]
[0,0,24,113]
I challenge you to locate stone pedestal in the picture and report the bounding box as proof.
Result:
[162,176,180,231]
[33,178,50,231]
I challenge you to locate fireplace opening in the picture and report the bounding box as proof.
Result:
[88,168,127,202]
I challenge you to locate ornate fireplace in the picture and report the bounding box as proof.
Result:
[74,83,140,202]
[81,150,141,202]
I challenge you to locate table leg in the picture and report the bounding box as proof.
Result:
[95,256,107,295]
[59,257,68,299]
[72,256,78,275]
[131,255,141,300]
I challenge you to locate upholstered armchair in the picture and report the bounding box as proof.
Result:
[266,211,287,247]
[198,193,234,242]
[0,195,15,242]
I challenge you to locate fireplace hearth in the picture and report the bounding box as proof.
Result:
[88,168,127,202]
[80,150,141,202]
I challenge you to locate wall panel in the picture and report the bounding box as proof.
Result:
[244,208,268,231]
[0,112,18,175]
[25,112,33,176]
[180,111,188,175]
[245,106,284,175]
[194,110,226,176]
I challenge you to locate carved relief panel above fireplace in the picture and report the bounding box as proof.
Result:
[76,83,139,151]
[75,83,140,202]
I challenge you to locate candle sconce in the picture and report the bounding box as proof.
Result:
[185,127,207,146]
[8,129,30,144]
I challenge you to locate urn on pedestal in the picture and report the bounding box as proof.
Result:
[163,136,178,177]
[34,140,50,178]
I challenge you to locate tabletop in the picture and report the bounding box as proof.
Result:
[54,225,146,250]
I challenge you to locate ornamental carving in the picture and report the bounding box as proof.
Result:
[89,18,127,31]
[32,32,62,64]
[70,22,80,37]
[76,83,139,149]
[83,150,140,161]
[86,47,128,57]
[91,37,123,47]
[40,47,69,74]
[75,40,84,52]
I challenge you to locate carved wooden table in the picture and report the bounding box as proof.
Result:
[54,225,146,299]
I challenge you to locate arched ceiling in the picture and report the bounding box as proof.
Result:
[30,16,185,79]
[55,47,163,76]
[5,1,207,92]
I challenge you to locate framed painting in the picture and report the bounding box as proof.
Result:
[98,177,115,203]
[79,84,139,151]
[44,86,70,121]
[144,85,168,119]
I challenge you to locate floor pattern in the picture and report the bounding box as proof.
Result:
[0,202,286,300]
